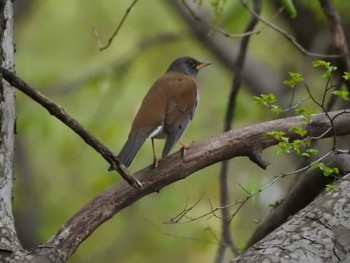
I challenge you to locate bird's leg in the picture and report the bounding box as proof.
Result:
[151,138,159,168]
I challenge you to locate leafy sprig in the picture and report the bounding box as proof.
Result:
[252,93,281,113]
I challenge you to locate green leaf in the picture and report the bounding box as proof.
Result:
[343,72,350,80]
[307,148,318,155]
[253,94,277,104]
[312,162,324,170]
[283,72,304,88]
[289,126,307,136]
[280,0,297,18]
[252,94,280,113]
[332,90,350,101]
[295,107,314,123]
[271,104,282,113]
[277,141,293,154]
[325,184,339,192]
[312,162,339,177]
[312,60,331,69]
[266,131,286,140]
[289,72,304,82]
[312,60,337,78]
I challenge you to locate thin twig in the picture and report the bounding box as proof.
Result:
[164,197,246,224]
[305,83,337,147]
[280,96,310,113]
[146,219,218,245]
[182,0,260,38]
[281,150,334,176]
[1,67,143,189]
[241,0,344,58]
[165,193,205,223]
[163,170,289,225]
[97,0,139,51]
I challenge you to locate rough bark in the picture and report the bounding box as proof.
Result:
[247,151,350,248]
[232,172,350,263]
[0,0,21,255]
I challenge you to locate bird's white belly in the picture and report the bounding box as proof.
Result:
[149,124,166,139]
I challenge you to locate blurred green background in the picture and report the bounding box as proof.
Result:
[12,0,350,262]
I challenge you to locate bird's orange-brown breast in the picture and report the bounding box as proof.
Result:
[162,73,197,133]
[130,72,197,136]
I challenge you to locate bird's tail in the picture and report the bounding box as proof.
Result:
[108,133,146,171]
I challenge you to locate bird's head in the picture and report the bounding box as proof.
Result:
[166,56,211,77]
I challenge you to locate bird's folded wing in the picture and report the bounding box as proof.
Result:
[162,78,198,157]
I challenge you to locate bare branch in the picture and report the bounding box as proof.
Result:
[0,67,142,189]
[96,0,139,51]
[305,83,337,147]
[164,193,206,224]
[146,219,218,245]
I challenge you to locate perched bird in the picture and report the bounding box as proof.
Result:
[109,56,210,170]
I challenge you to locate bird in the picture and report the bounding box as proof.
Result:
[108,56,210,171]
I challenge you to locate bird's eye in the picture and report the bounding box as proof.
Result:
[188,60,196,67]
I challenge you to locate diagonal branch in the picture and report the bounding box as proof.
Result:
[0,67,142,189]
[43,108,350,261]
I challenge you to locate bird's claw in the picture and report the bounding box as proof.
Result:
[153,157,159,168]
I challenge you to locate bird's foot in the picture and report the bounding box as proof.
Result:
[153,157,159,168]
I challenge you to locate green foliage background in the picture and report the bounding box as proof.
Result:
[12,1,350,262]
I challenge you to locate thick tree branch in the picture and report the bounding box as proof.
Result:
[0,67,142,189]
[42,109,350,261]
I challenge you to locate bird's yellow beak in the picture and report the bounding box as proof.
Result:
[196,62,211,69]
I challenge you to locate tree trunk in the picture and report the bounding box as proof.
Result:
[0,0,21,256]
